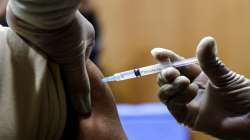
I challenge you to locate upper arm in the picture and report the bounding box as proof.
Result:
[77,60,127,140]
[61,60,127,140]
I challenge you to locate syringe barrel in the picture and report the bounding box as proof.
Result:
[116,63,171,81]
[114,70,136,81]
[103,57,198,82]
[139,64,165,76]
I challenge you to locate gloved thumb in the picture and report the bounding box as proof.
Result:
[196,36,231,87]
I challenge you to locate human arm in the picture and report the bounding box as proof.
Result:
[62,60,127,140]
[152,37,250,139]
[79,60,127,140]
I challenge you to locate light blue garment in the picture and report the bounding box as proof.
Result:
[118,103,189,140]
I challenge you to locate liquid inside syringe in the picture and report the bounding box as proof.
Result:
[102,57,198,83]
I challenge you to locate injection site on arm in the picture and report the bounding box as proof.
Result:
[102,57,198,83]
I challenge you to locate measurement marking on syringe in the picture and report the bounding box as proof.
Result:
[134,69,141,77]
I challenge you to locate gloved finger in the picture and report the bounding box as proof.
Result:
[169,73,208,127]
[196,36,231,87]
[158,76,190,102]
[170,83,199,104]
[165,82,199,124]
[179,74,208,126]
[192,72,209,89]
[157,67,180,86]
[151,48,201,81]
[151,48,183,62]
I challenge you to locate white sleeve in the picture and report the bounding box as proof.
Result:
[9,0,80,29]
[7,0,95,120]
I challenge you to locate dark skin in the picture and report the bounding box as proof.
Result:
[78,60,127,140]
[61,60,127,140]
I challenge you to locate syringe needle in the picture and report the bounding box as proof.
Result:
[102,57,199,83]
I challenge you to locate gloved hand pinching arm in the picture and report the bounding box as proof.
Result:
[152,37,250,140]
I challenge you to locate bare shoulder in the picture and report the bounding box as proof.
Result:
[77,60,127,140]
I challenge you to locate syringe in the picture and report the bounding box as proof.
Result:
[102,57,198,83]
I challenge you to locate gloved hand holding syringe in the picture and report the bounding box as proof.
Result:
[102,57,199,83]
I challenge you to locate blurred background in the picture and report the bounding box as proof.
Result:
[96,0,250,103]
[2,0,250,139]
